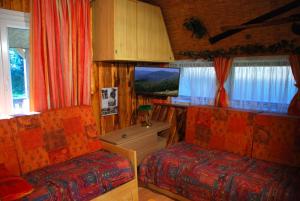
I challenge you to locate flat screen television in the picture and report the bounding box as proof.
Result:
[134,66,180,97]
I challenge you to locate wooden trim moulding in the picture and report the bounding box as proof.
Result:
[146,183,192,201]
[91,141,139,201]
[153,102,189,108]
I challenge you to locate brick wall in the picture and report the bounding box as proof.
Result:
[144,0,300,59]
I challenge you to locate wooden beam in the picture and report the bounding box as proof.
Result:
[209,0,300,44]
[221,14,300,31]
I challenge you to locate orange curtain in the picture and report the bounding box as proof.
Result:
[288,55,300,115]
[30,0,91,112]
[213,57,233,107]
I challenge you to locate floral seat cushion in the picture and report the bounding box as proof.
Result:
[139,142,300,201]
[23,150,134,201]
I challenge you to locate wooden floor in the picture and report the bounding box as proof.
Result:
[139,187,175,201]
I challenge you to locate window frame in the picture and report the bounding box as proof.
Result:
[0,8,30,115]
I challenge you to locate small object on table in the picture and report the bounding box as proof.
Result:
[138,105,152,127]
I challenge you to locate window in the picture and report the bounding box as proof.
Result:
[0,9,30,117]
[172,57,297,113]
[228,58,297,112]
[172,61,216,105]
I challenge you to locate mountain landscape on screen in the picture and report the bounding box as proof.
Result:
[134,67,180,96]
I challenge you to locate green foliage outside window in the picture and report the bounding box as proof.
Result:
[9,48,25,98]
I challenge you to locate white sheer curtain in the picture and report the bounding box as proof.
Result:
[171,57,296,113]
[171,61,216,105]
[229,57,297,112]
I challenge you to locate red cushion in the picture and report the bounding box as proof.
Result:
[0,165,33,201]
[0,164,13,178]
[19,128,44,150]
[63,117,84,136]
[88,140,103,152]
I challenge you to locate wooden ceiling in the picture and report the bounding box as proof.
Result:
[144,0,300,59]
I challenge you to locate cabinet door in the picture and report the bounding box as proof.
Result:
[137,2,174,62]
[93,0,115,61]
[114,0,137,60]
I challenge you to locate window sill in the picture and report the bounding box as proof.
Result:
[11,111,40,117]
[0,112,40,120]
[170,100,289,115]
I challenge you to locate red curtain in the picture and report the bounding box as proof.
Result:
[288,55,300,115]
[213,57,233,107]
[30,0,91,112]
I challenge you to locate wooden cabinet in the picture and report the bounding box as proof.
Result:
[114,0,137,61]
[93,0,137,61]
[92,0,174,62]
[137,1,174,62]
[99,121,170,164]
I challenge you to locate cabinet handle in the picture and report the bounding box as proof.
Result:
[115,49,118,54]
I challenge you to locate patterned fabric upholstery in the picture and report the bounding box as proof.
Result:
[23,150,134,201]
[0,164,33,201]
[185,106,256,157]
[0,119,22,176]
[0,105,133,200]
[13,105,102,174]
[14,115,51,174]
[253,113,300,167]
[139,142,300,201]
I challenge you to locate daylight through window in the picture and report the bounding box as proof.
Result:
[0,9,30,117]
[172,57,297,113]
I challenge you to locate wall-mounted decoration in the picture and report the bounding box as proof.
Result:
[101,87,118,116]
[183,17,207,39]
[179,39,300,60]
[221,14,300,32]
[209,0,300,44]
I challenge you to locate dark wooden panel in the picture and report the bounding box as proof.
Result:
[0,0,30,12]
[151,104,187,146]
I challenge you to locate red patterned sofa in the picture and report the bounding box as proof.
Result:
[0,106,138,201]
[139,106,300,201]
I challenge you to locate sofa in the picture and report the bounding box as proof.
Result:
[0,106,138,201]
[139,105,300,201]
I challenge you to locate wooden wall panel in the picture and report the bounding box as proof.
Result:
[93,62,153,135]
[91,63,101,133]
[0,0,30,12]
